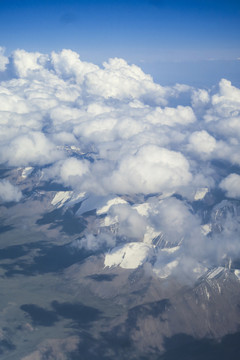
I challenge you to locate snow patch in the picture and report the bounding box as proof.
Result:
[201,223,212,236]
[234,269,240,280]
[104,242,153,269]
[205,286,210,300]
[101,215,118,227]
[21,167,33,178]
[143,226,160,245]
[133,203,151,216]
[78,195,127,215]
[51,191,73,207]
[97,197,127,215]
[70,145,81,151]
[159,191,175,200]
[194,187,208,201]
[206,267,225,280]
[51,191,85,208]
[161,246,180,254]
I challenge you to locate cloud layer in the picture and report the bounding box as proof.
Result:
[0,48,240,282]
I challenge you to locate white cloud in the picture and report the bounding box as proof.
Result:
[191,88,210,108]
[204,79,240,141]
[0,47,9,72]
[46,157,90,188]
[107,145,192,195]
[214,78,240,104]
[146,105,196,126]
[188,130,217,155]
[85,57,168,104]
[0,180,22,202]
[108,203,147,240]
[0,85,31,113]
[0,132,62,167]
[51,49,98,83]
[219,174,240,198]
[12,49,49,78]
[147,197,202,246]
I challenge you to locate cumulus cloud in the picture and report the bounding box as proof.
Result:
[0,180,22,202]
[106,145,192,195]
[51,49,98,83]
[219,174,240,199]
[45,157,90,188]
[191,88,210,108]
[204,79,240,141]
[0,132,62,167]
[84,57,167,104]
[12,49,49,78]
[188,130,217,155]
[146,105,196,126]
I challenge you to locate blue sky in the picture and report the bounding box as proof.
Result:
[0,0,240,85]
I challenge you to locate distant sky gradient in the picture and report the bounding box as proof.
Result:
[0,0,240,85]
